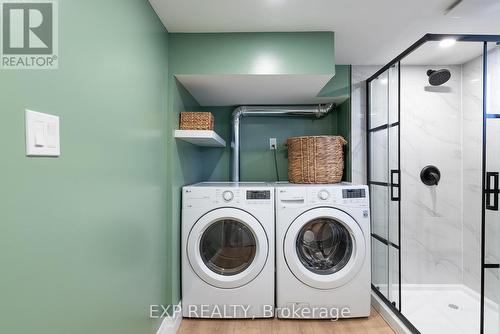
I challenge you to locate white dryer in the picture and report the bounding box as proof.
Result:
[182,182,274,318]
[275,183,370,319]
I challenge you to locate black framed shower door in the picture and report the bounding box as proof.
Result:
[366,34,500,334]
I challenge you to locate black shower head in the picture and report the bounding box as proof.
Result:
[427,69,451,86]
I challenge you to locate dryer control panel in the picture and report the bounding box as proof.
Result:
[277,185,369,209]
[246,190,271,200]
[342,188,366,199]
[183,185,274,209]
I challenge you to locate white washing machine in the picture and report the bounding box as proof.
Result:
[182,182,274,318]
[275,183,371,319]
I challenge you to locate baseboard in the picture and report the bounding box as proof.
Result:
[371,292,412,334]
[156,301,182,334]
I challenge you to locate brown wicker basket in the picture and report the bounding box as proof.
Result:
[179,112,214,130]
[287,135,347,184]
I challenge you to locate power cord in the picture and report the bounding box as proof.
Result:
[272,143,280,182]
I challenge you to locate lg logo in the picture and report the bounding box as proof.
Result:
[1,1,58,69]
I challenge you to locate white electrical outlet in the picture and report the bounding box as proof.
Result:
[269,137,277,150]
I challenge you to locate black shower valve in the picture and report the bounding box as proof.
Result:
[420,165,441,186]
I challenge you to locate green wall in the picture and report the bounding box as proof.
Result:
[196,65,352,183]
[164,84,235,307]
[0,1,170,333]
[164,86,235,304]
[168,32,335,75]
[238,65,352,182]
[165,80,201,308]
[238,113,338,181]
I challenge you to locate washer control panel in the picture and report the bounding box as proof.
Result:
[183,185,274,209]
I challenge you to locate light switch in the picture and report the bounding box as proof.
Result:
[25,109,60,156]
[46,121,58,148]
[34,121,46,147]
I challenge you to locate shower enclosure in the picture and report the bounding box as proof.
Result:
[367,34,500,334]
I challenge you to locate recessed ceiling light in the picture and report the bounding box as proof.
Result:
[439,38,456,48]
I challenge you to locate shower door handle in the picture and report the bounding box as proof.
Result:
[390,169,400,201]
[486,172,499,211]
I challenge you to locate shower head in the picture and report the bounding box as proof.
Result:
[427,69,451,86]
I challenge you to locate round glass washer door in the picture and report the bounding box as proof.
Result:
[284,207,366,290]
[187,208,269,289]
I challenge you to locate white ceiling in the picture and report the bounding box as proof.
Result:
[402,41,497,65]
[149,0,500,65]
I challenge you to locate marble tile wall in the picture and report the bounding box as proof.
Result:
[454,46,500,299]
[352,65,464,285]
[484,46,500,304]
[399,65,463,284]
[462,53,483,293]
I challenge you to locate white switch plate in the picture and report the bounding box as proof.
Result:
[25,109,60,157]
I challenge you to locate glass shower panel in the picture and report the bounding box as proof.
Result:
[369,69,391,301]
[388,64,400,245]
[389,246,400,308]
[387,63,400,308]
[484,118,500,273]
[366,35,500,334]
[388,126,399,244]
[484,268,500,334]
[369,70,389,184]
[370,184,388,237]
[398,40,485,334]
[369,71,389,130]
[484,42,500,334]
[370,130,388,183]
[388,63,399,124]
[372,237,389,298]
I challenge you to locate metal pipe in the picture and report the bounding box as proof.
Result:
[231,103,334,182]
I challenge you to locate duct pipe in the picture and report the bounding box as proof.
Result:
[231,103,334,182]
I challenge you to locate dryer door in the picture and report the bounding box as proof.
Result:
[187,208,269,289]
[284,207,366,290]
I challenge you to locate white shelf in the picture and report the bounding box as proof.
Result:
[174,130,226,147]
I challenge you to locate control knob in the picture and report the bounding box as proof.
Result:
[318,190,330,200]
[222,190,234,202]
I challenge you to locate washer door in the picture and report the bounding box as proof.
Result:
[187,208,269,289]
[284,207,366,290]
